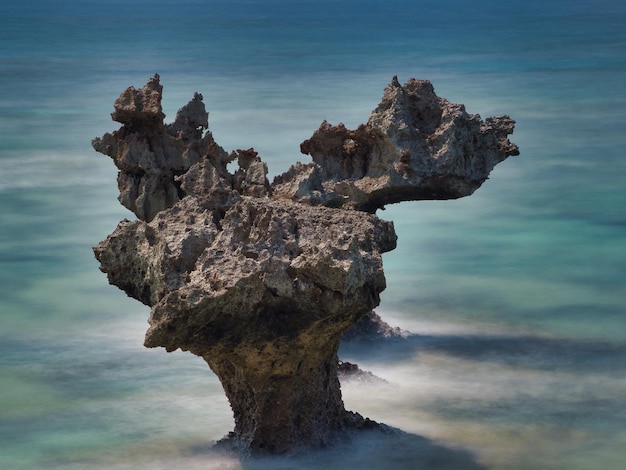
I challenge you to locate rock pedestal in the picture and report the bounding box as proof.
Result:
[93,74,517,454]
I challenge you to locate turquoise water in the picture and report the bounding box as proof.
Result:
[1,0,625,468]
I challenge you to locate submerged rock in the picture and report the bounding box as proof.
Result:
[93,75,517,455]
[342,310,408,342]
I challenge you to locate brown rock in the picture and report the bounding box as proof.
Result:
[92,75,232,221]
[92,75,518,455]
[273,77,519,212]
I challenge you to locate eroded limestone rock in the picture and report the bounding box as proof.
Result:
[93,75,517,454]
[273,77,518,212]
[92,74,233,222]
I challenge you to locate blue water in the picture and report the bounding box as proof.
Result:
[1,0,625,468]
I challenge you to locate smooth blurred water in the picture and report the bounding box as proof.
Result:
[1,0,625,468]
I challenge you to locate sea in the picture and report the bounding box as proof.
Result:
[1,0,625,468]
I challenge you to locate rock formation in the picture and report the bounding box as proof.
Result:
[92,74,518,455]
[272,77,518,212]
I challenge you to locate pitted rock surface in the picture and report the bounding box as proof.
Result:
[93,74,517,454]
